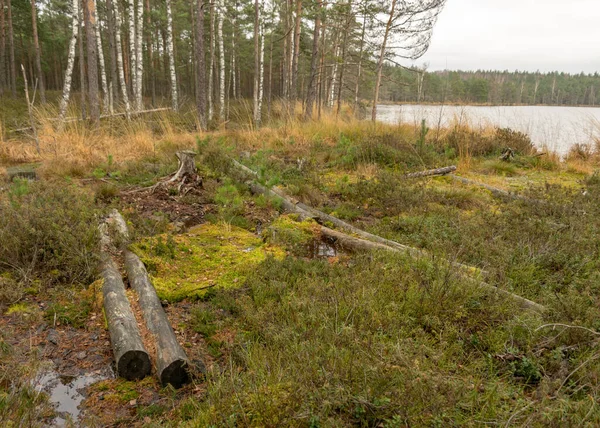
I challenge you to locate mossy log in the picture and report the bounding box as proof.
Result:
[124,250,190,388]
[405,165,456,178]
[232,160,545,313]
[101,257,152,380]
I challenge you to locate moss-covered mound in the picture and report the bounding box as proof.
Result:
[131,223,285,302]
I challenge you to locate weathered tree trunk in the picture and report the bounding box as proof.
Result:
[30,0,46,103]
[371,0,396,122]
[195,0,206,129]
[101,256,152,381]
[217,0,225,120]
[166,0,178,110]
[58,0,80,122]
[405,165,456,178]
[170,150,197,182]
[95,16,109,112]
[303,0,321,120]
[124,251,190,388]
[106,0,119,105]
[112,0,131,117]
[258,17,264,120]
[231,160,545,313]
[7,0,15,97]
[336,8,351,117]
[78,3,87,120]
[84,0,100,124]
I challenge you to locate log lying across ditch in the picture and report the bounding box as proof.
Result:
[108,209,192,388]
[101,256,152,380]
[232,159,545,313]
[124,250,190,388]
[405,165,457,178]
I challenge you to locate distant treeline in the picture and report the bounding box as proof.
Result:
[379,67,600,106]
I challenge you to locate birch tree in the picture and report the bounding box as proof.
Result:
[95,17,109,111]
[253,0,260,127]
[208,2,215,119]
[217,0,225,120]
[58,0,80,121]
[112,0,131,116]
[106,0,119,105]
[84,0,100,123]
[166,0,178,110]
[78,2,86,119]
[135,0,144,111]
[289,0,302,116]
[128,0,137,103]
[30,0,46,103]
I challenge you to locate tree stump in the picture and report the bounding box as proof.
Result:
[169,151,198,183]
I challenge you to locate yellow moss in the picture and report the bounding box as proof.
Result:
[265,214,321,255]
[131,223,285,302]
[6,302,35,315]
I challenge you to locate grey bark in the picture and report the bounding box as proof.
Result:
[195,0,206,129]
[303,0,321,120]
[58,0,80,122]
[101,256,152,380]
[124,251,190,388]
[7,0,15,97]
[84,0,100,123]
[30,0,45,103]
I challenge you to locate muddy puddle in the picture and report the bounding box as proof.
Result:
[33,364,114,426]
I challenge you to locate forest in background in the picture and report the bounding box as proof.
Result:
[381,67,600,106]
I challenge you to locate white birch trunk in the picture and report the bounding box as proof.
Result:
[231,9,237,100]
[135,0,143,111]
[113,2,131,117]
[58,0,79,121]
[329,45,339,108]
[95,18,109,112]
[257,16,264,120]
[166,0,178,110]
[252,0,260,127]
[217,0,225,120]
[128,0,137,107]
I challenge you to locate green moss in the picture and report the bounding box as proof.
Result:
[131,223,285,302]
[265,214,321,256]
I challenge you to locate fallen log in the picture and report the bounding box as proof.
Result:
[124,250,190,388]
[231,160,545,313]
[101,256,152,380]
[405,165,457,179]
[449,174,515,198]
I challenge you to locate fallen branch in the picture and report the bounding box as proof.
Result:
[405,165,457,179]
[232,160,545,313]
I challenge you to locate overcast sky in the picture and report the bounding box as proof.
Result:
[411,0,600,74]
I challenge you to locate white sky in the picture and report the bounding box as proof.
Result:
[411,0,600,74]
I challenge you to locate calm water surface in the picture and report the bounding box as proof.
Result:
[377,104,600,155]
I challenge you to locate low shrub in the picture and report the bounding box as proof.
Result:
[0,180,100,286]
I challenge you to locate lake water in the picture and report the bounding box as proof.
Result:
[376,104,600,155]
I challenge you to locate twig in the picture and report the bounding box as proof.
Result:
[535,323,600,336]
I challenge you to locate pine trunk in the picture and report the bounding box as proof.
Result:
[7,0,15,97]
[166,0,177,110]
[84,0,100,123]
[58,0,80,121]
[194,0,206,129]
[106,0,119,105]
[30,0,46,103]
[303,0,321,120]
[0,0,5,96]
[78,3,87,120]
[289,0,302,117]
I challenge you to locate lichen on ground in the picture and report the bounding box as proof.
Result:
[131,223,285,302]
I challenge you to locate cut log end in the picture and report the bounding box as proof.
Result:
[160,359,190,388]
[117,349,152,381]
